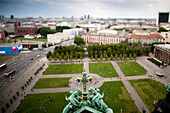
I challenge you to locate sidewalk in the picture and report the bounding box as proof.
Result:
[1,57,48,113]
[83,61,89,73]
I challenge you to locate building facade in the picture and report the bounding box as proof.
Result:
[128,33,164,44]
[0,15,5,21]
[14,22,37,36]
[154,44,170,65]
[0,31,6,40]
[82,34,125,44]
[47,28,84,44]
[157,12,170,26]
[161,32,170,43]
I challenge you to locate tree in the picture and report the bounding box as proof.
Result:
[110,54,113,60]
[46,51,52,58]
[158,27,168,32]
[64,55,68,61]
[70,51,74,58]
[100,54,103,60]
[59,55,62,61]
[51,52,56,58]
[37,27,56,37]
[124,54,127,61]
[74,37,85,45]
[107,48,112,57]
[61,52,64,59]
[75,25,81,28]
[80,52,84,60]
[95,55,98,60]
[119,54,123,60]
[104,50,106,58]
[90,55,93,59]
[56,53,60,59]
[70,55,73,61]
[129,53,132,60]
[75,52,78,60]
[144,47,150,56]
[115,54,118,61]
[56,26,70,32]
[105,54,108,60]
[133,53,137,60]
[86,27,89,32]
[54,57,57,61]
[48,56,52,61]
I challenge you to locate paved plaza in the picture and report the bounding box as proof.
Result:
[1,56,169,113]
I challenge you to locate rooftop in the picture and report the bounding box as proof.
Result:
[154,44,170,51]
[130,33,164,39]
[56,22,71,27]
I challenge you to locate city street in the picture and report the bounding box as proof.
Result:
[0,39,74,92]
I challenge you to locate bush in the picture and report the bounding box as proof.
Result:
[147,58,161,67]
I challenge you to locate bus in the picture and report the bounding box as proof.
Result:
[4,69,16,78]
[0,63,7,71]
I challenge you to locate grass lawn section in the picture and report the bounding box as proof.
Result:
[89,63,118,78]
[117,61,146,76]
[43,64,83,75]
[33,77,71,89]
[130,79,167,111]
[16,92,69,113]
[14,36,47,42]
[99,81,139,113]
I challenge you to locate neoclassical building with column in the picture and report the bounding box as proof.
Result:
[154,44,170,65]
[82,30,128,45]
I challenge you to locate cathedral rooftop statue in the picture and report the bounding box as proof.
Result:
[63,70,113,113]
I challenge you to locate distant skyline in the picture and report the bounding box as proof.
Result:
[0,0,170,18]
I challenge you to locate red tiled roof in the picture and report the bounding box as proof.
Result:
[129,33,164,39]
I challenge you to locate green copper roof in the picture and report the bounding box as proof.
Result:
[56,22,71,27]
[135,33,149,35]
[76,106,102,113]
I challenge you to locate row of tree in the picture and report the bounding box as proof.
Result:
[91,52,136,60]
[87,43,150,59]
[46,43,151,61]
[47,45,85,60]
[54,45,85,54]
[47,51,84,61]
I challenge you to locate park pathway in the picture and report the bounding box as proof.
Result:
[103,75,150,82]
[111,61,150,113]
[29,87,73,94]
[41,74,80,78]
[83,61,89,73]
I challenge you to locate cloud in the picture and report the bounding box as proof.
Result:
[0,0,170,18]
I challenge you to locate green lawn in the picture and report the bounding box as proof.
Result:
[14,37,47,42]
[16,92,69,113]
[117,61,146,76]
[33,78,71,89]
[43,64,83,75]
[89,63,118,78]
[130,79,167,111]
[99,81,139,113]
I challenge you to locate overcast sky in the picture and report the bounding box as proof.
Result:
[0,0,170,18]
